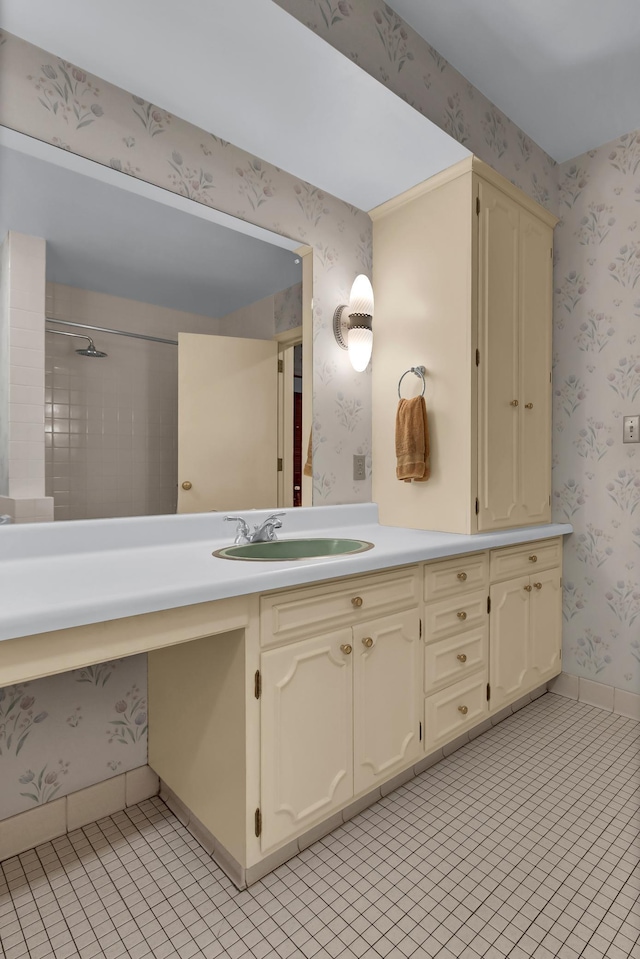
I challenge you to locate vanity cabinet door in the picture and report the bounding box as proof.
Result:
[530,568,562,682]
[489,575,530,711]
[260,630,354,851]
[352,610,422,794]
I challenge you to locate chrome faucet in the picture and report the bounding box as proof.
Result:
[0,515,12,525]
[224,512,285,545]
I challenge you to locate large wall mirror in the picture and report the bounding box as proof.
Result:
[0,133,312,521]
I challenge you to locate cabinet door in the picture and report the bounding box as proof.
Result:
[352,610,422,794]
[519,210,553,524]
[530,568,562,682]
[489,575,530,710]
[260,630,353,850]
[477,180,521,531]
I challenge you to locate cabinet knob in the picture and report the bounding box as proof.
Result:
[351,596,363,608]
[181,481,192,491]
[340,644,352,655]
[529,555,537,563]
[510,399,519,407]
[362,637,374,648]
[457,653,467,663]
[458,705,468,715]
[524,403,534,409]
[457,611,467,621]
[534,582,542,590]
[524,584,533,592]
[456,571,467,581]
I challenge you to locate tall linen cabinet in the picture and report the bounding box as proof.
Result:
[371,156,558,534]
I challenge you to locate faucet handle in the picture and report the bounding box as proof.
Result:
[224,515,251,544]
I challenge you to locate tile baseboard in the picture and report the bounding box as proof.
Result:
[0,765,159,864]
[548,671,640,720]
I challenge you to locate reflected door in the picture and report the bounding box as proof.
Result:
[177,332,278,513]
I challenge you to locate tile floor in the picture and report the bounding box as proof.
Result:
[1,693,639,959]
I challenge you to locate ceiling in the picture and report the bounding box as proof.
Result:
[0,0,468,211]
[0,138,302,318]
[388,0,640,162]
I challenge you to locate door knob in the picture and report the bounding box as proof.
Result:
[510,399,519,407]
[340,644,352,655]
[524,584,533,592]
[524,403,534,409]
[458,705,468,715]
[457,611,467,621]
[457,653,467,663]
[529,555,537,563]
[534,582,542,590]
[181,481,192,490]
[362,637,374,648]
[351,596,363,608]
[457,571,467,581]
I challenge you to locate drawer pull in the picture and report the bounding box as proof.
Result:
[524,402,534,409]
[351,596,363,608]
[456,571,467,581]
[510,399,519,407]
[457,611,467,621]
[340,644,352,655]
[362,637,374,648]
[524,584,533,592]
[529,555,537,563]
[456,653,467,663]
[534,582,542,590]
[458,705,468,715]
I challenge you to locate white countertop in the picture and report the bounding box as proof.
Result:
[0,505,572,642]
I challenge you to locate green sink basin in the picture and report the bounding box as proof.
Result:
[213,538,374,561]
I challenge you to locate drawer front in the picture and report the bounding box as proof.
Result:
[424,673,488,750]
[424,552,488,602]
[424,626,487,694]
[260,567,420,646]
[424,589,487,644]
[490,538,561,582]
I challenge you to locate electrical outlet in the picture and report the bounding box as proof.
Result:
[623,415,640,444]
[353,454,366,481]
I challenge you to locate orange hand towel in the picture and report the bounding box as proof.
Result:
[303,430,313,477]
[396,396,430,482]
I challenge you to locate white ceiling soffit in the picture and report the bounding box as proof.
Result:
[0,132,302,318]
[388,0,640,162]
[0,0,469,210]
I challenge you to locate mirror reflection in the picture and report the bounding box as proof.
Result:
[0,140,307,521]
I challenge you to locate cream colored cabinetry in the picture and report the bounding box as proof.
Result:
[371,155,558,535]
[259,571,422,850]
[489,542,562,711]
[423,554,489,749]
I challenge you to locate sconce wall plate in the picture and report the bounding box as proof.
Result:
[333,304,349,350]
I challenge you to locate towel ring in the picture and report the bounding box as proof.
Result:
[398,366,427,399]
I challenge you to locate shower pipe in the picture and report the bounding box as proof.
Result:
[46,317,178,346]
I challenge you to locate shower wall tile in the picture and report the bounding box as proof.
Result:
[45,282,219,521]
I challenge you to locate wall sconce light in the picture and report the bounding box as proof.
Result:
[333,274,374,372]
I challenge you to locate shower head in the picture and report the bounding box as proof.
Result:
[75,338,108,358]
[46,327,108,357]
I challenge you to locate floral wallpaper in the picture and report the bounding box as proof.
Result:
[0,655,146,820]
[553,131,640,695]
[274,0,558,212]
[274,282,303,334]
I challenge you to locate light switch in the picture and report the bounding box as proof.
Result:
[623,415,640,443]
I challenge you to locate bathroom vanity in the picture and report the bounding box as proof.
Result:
[0,506,571,886]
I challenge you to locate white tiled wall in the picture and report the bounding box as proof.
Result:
[45,284,219,521]
[0,231,53,522]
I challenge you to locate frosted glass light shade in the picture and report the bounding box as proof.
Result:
[348,326,373,372]
[348,274,374,317]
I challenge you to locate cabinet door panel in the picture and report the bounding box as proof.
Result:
[353,610,421,794]
[477,181,521,531]
[530,568,562,682]
[489,576,530,710]
[520,211,552,524]
[260,630,353,850]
